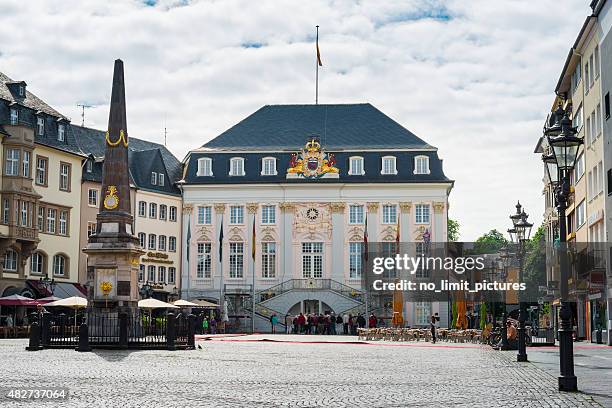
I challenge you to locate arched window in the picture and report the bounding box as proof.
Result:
[197,157,213,176]
[349,156,365,175]
[229,157,245,176]
[261,157,277,176]
[53,254,67,276]
[30,252,46,275]
[381,156,397,175]
[4,249,18,271]
[138,232,146,248]
[414,155,430,175]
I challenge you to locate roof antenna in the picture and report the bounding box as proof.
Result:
[164,114,168,147]
[76,103,93,127]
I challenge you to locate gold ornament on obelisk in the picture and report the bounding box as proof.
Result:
[103,185,119,210]
[105,129,129,147]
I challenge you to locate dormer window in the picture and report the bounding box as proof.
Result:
[414,155,430,175]
[18,85,24,97]
[58,124,65,142]
[197,157,213,176]
[151,172,158,185]
[159,173,165,186]
[10,108,18,125]
[86,159,93,173]
[230,157,245,176]
[36,117,45,136]
[381,156,397,175]
[261,157,277,176]
[349,156,365,175]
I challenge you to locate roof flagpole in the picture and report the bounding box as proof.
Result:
[315,25,322,104]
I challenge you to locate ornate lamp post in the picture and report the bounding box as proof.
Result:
[508,207,533,362]
[542,107,581,391]
[39,275,56,296]
[139,283,153,299]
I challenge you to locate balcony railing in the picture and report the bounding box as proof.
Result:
[256,279,364,303]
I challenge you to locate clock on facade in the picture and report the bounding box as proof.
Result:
[306,208,319,221]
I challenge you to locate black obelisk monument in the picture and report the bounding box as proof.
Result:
[84,60,144,310]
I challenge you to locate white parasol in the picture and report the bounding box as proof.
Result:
[173,299,198,307]
[45,296,88,331]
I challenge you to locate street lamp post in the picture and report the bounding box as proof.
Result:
[39,275,56,296]
[543,106,580,392]
[508,202,533,362]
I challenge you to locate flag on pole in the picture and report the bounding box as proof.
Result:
[316,29,322,66]
[251,215,256,260]
[395,212,400,254]
[186,215,191,262]
[218,217,224,261]
[363,214,368,262]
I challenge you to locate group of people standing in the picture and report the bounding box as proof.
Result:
[279,312,385,335]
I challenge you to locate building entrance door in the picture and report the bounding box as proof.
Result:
[303,300,319,314]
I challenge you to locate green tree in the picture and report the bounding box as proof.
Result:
[472,229,508,254]
[522,225,546,302]
[448,219,460,242]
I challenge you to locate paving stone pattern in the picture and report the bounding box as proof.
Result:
[0,337,603,407]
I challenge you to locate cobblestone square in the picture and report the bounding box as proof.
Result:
[0,336,605,407]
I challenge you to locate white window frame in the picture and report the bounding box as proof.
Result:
[230,205,244,225]
[52,254,66,276]
[151,172,157,185]
[4,249,17,272]
[158,266,166,284]
[58,124,65,142]
[197,242,212,279]
[30,252,44,275]
[138,201,146,217]
[261,157,277,176]
[10,108,18,125]
[159,204,167,220]
[197,206,212,225]
[349,205,364,224]
[138,232,146,248]
[382,204,397,224]
[261,205,276,225]
[301,242,323,278]
[197,158,213,177]
[88,189,99,207]
[169,236,177,252]
[576,200,586,228]
[169,206,177,222]
[349,156,365,176]
[59,210,67,235]
[22,151,30,178]
[229,157,245,176]
[349,242,363,279]
[149,203,157,219]
[147,265,155,282]
[158,173,165,186]
[168,267,176,284]
[415,204,430,224]
[381,156,397,175]
[261,242,276,278]
[59,163,70,191]
[148,234,156,250]
[138,264,145,282]
[158,235,166,251]
[47,208,56,233]
[229,242,244,278]
[37,117,45,136]
[5,149,19,176]
[414,155,430,175]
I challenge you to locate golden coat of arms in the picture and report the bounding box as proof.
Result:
[287,138,339,179]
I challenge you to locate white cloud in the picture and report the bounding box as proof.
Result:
[0,0,589,239]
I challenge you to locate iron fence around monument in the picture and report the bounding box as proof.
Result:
[34,310,196,351]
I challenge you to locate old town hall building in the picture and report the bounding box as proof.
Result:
[180,103,453,330]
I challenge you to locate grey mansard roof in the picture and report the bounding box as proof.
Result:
[202,103,434,151]
[185,103,451,185]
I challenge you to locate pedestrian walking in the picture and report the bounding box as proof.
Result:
[270,314,278,334]
[342,313,349,335]
[430,314,437,343]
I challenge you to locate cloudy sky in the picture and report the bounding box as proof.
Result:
[0,0,588,240]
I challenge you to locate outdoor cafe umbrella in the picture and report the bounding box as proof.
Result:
[138,298,179,309]
[173,299,198,307]
[45,296,88,331]
[0,294,38,306]
[37,296,62,304]
[191,299,218,308]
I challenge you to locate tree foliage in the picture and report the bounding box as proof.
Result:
[522,224,546,302]
[447,218,460,242]
[472,229,508,254]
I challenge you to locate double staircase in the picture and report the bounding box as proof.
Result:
[256,279,365,316]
